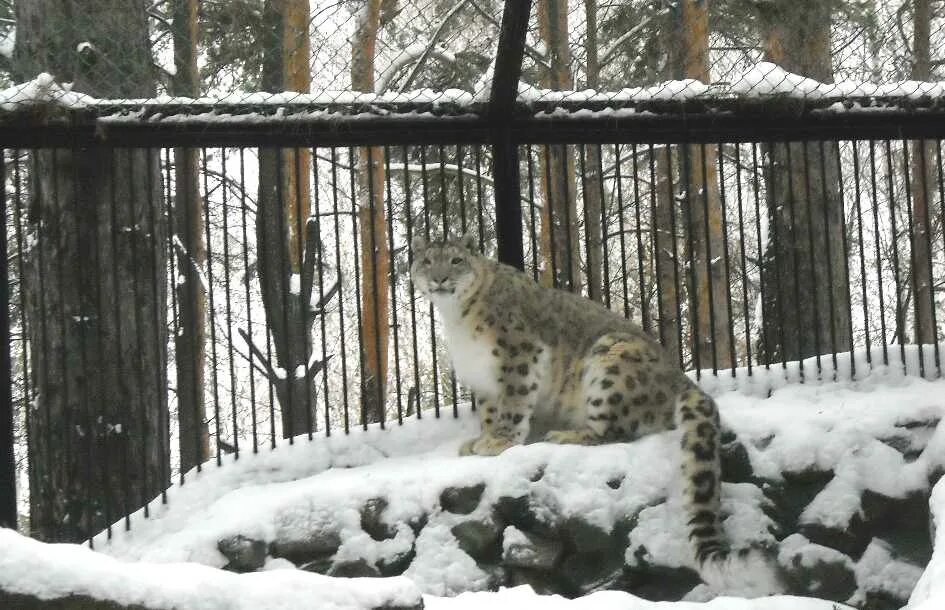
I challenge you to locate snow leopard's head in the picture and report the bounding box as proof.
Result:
[410,233,482,301]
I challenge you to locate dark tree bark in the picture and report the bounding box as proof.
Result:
[257,0,323,439]
[351,0,391,425]
[677,0,733,370]
[170,0,209,473]
[909,0,935,345]
[15,0,167,541]
[537,0,581,293]
[758,0,851,365]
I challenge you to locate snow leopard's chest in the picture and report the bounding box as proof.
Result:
[441,320,501,398]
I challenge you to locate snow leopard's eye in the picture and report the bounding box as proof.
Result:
[450,257,463,265]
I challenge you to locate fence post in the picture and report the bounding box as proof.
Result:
[0,152,15,530]
[489,0,531,270]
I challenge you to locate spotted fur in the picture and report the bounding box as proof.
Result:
[410,234,746,578]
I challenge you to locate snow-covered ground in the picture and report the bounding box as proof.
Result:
[3,361,944,609]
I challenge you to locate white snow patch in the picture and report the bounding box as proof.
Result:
[424,585,852,609]
[0,529,421,610]
[908,477,945,609]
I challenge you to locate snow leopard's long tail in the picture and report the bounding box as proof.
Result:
[674,381,785,597]
[673,383,728,564]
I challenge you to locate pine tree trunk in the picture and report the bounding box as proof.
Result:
[537,0,581,293]
[759,0,851,364]
[351,0,390,425]
[258,0,318,438]
[910,0,935,345]
[678,0,733,370]
[170,0,209,473]
[15,0,167,541]
[654,146,682,365]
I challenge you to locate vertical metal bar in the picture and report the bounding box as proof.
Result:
[151,148,167,502]
[455,144,469,415]
[201,149,222,460]
[764,141,787,371]
[750,143,770,370]
[329,148,351,433]
[273,149,293,442]
[917,141,941,377]
[578,145,592,296]
[525,145,539,280]
[238,148,259,451]
[901,140,926,378]
[419,147,441,417]
[648,144,666,346]
[715,143,737,373]
[851,143,872,370]
[885,140,907,369]
[598,144,611,310]
[631,144,649,332]
[560,146,575,292]
[161,149,176,490]
[403,145,422,420]
[680,145,701,377]
[833,142,856,376]
[220,149,241,451]
[437,145,458,418]
[292,147,313,438]
[733,145,753,375]
[383,147,403,425]
[474,146,486,253]
[665,145,685,370]
[613,146,629,319]
[935,140,945,378]
[698,144,719,374]
[9,152,32,527]
[868,141,889,365]
[543,144,559,288]
[0,151,15,530]
[312,148,332,435]
[817,141,840,375]
[347,147,367,430]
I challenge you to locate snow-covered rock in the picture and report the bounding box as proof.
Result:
[71,373,945,608]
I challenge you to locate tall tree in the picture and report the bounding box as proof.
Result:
[351,0,392,425]
[758,0,851,365]
[257,0,324,438]
[677,0,733,370]
[170,0,209,473]
[582,0,605,303]
[909,0,936,345]
[15,0,167,541]
[537,0,581,293]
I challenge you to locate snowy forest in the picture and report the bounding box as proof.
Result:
[1,1,945,609]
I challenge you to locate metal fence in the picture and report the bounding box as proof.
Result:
[0,0,944,546]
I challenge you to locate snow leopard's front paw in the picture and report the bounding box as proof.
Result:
[459,434,514,456]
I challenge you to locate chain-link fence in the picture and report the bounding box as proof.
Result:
[0,0,942,114]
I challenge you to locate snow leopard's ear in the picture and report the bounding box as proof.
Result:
[411,235,427,254]
[459,232,478,254]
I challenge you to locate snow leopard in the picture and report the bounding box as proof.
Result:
[410,233,783,596]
